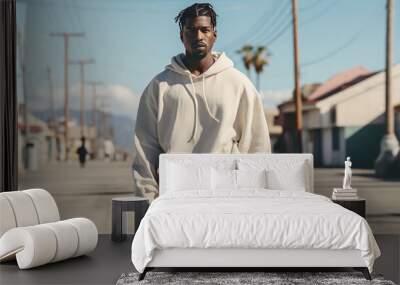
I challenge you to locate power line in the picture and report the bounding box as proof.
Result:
[252,2,292,46]
[267,21,292,46]
[300,0,339,26]
[72,0,92,57]
[241,1,289,42]
[299,0,322,12]
[62,0,87,56]
[253,12,292,47]
[51,1,70,36]
[240,0,340,53]
[254,0,339,47]
[301,4,380,67]
[255,2,381,86]
[301,33,361,67]
[43,0,57,29]
[222,5,274,52]
[223,1,289,53]
[25,1,139,13]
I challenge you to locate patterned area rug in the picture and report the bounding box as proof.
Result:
[116,271,396,285]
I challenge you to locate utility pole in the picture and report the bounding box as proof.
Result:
[47,66,58,161]
[21,65,31,169]
[47,66,56,130]
[50,32,84,161]
[69,59,95,137]
[86,81,102,159]
[385,0,394,136]
[17,29,30,169]
[85,81,102,130]
[98,96,109,139]
[291,0,303,153]
[375,0,399,177]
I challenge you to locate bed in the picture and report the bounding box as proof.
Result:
[131,153,380,280]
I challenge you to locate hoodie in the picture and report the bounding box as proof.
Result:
[132,52,271,200]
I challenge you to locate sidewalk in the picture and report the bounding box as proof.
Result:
[314,168,400,234]
[19,160,134,234]
[19,161,400,234]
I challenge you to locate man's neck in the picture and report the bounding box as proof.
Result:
[183,53,215,76]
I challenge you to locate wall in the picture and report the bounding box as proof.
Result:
[322,128,332,166]
[345,124,385,168]
[335,71,400,127]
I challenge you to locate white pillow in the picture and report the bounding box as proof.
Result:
[211,168,236,190]
[237,169,268,189]
[211,168,268,190]
[167,162,211,191]
[266,165,306,191]
[237,160,308,191]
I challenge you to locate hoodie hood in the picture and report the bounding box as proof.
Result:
[164,52,234,143]
[165,52,234,78]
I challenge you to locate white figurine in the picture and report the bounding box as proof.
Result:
[343,157,352,189]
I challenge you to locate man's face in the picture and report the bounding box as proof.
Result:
[180,16,217,58]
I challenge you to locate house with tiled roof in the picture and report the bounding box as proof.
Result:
[264,107,283,148]
[277,64,400,168]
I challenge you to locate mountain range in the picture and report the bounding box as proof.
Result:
[32,109,135,152]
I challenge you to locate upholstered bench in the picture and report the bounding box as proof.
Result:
[0,189,98,269]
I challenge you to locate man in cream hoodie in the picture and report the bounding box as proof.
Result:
[132,3,271,200]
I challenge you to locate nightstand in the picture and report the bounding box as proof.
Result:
[112,196,149,242]
[332,198,366,218]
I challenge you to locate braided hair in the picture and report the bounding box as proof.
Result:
[175,3,218,31]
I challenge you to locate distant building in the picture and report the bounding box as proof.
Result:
[18,112,58,173]
[264,107,283,149]
[396,103,400,139]
[274,83,320,153]
[278,65,400,168]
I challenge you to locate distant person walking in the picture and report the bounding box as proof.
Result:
[76,137,88,168]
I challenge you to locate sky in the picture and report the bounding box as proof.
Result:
[17,0,400,119]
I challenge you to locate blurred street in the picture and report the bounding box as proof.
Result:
[19,161,400,234]
[314,168,400,234]
[19,160,134,234]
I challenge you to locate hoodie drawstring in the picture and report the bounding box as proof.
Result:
[187,74,220,143]
[187,75,199,143]
[202,75,220,123]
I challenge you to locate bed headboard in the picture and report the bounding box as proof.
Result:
[159,153,314,195]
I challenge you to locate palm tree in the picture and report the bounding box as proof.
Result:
[236,44,254,79]
[253,46,270,92]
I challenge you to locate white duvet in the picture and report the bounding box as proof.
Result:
[131,190,380,273]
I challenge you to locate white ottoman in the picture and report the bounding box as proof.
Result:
[0,189,98,269]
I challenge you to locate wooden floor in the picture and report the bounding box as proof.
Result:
[0,235,134,285]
